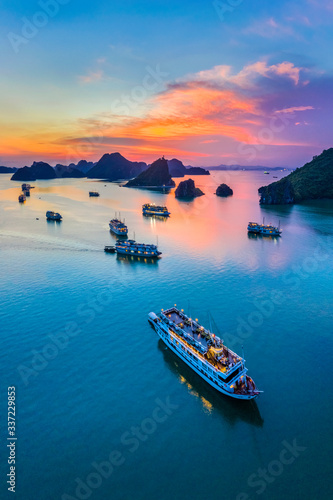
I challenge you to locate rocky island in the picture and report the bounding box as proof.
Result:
[175,178,204,199]
[167,159,210,177]
[125,157,175,189]
[259,149,333,204]
[87,152,147,181]
[0,166,16,173]
[11,161,57,181]
[216,183,233,197]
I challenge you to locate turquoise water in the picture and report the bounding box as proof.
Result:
[0,172,332,500]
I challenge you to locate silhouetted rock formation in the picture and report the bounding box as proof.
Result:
[259,149,333,204]
[87,152,147,181]
[0,166,16,173]
[187,166,210,175]
[167,158,187,177]
[167,159,210,177]
[175,178,204,199]
[11,162,56,181]
[54,165,85,178]
[216,183,233,197]
[125,157,175,188]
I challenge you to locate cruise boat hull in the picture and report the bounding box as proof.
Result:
[149,310,259,400]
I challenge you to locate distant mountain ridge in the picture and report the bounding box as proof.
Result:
[259,149,333,204]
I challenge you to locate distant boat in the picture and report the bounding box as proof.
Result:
[142,203,170,217]
[116,239,162,258]
[273,176,278,178]
[22,183,31,191]
[23,189,30,197]
[109,219,128,236]
[18,194,26,203]
[264,171,270,174]
[46,211,62,221]
[89,191,100,197]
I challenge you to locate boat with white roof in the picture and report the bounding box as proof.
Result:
[148,306,260,400]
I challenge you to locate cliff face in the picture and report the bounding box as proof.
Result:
[216,183,233,197]
[87,152,147,181]
[11,162,56,181]
[259,149,333,204]
[175,178,204,198]
[125,158,175,187]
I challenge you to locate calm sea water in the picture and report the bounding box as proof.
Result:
[0,171,332,500]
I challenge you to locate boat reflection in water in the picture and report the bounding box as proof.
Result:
[116,254,159,266]
[158,341,264,427]
[247,232,281,242]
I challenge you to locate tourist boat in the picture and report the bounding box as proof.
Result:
[148,306,260,400]
[109,219,128,236]
[142,203,170,217]
[116,239,161,258]
[46,211,62,221]
[264,171,270,174]
[104,246,116,253]
[18,194,26,203]
[260,225,282,236]
[248,221,281,236]
[89,191,100,197]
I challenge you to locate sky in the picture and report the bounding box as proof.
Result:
[0,0,333,168]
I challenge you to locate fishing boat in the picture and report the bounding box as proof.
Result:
[89,191,100,197]
[46,211,62,221]
[104,246,116,253]
[22,183,31,191]
[109,219,128,236]
[148,306,260,400]
[116,239,161,258]
[142,203,170,217]
[18,194,26,203]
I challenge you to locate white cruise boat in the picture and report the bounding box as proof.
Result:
[116,239,161,258]
[148,307,260,400]
[109,219,128,236]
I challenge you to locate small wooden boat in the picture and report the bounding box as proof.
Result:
[104,246,116,253]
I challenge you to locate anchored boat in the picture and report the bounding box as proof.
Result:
[109,219,128,236]
[149,306,260,399]
[248,220,281,236]
[142,203,170,217]
[89,191,100,197]
[18,194,26,203]
[116,239,161,258]
[46,211,62,221]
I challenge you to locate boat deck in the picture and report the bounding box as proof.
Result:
[166,310,210,350]
[162,308,244,376]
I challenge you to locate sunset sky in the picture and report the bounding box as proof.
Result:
[1,0,333,167]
